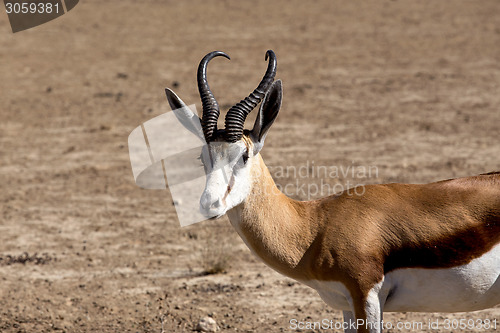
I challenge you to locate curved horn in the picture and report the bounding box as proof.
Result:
[224,50,277,143]
[197,51,230,142]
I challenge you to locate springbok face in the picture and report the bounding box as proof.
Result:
[198,136,252,218]
[165,50,282,219]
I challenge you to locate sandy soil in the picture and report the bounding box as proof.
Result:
[0,0,499,332]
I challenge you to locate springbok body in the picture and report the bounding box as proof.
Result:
[228,153,500,332]
[165,50,500,333]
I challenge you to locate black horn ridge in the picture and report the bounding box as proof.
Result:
[224,50,277,143]
[197,51,230,142]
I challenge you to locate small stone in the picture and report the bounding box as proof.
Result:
[196,316,218,332]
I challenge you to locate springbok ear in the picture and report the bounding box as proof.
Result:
[165,88,204,140]
[251,80,282,152]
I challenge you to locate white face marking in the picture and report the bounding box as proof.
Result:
[199,139,253,218]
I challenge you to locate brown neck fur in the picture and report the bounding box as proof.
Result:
[228,154,321,279]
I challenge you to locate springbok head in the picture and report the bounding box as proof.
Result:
[165,50,282,219]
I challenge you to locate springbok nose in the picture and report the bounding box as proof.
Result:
[200,192,222,212]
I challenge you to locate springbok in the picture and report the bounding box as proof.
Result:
[165,50,500,333]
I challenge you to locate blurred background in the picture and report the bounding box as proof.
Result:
[0,1,499,331]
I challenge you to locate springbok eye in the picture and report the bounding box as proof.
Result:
[242,152,249,164]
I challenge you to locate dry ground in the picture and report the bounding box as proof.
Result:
[0,0,499,332]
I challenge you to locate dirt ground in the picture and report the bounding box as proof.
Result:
[0,0,499,332]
